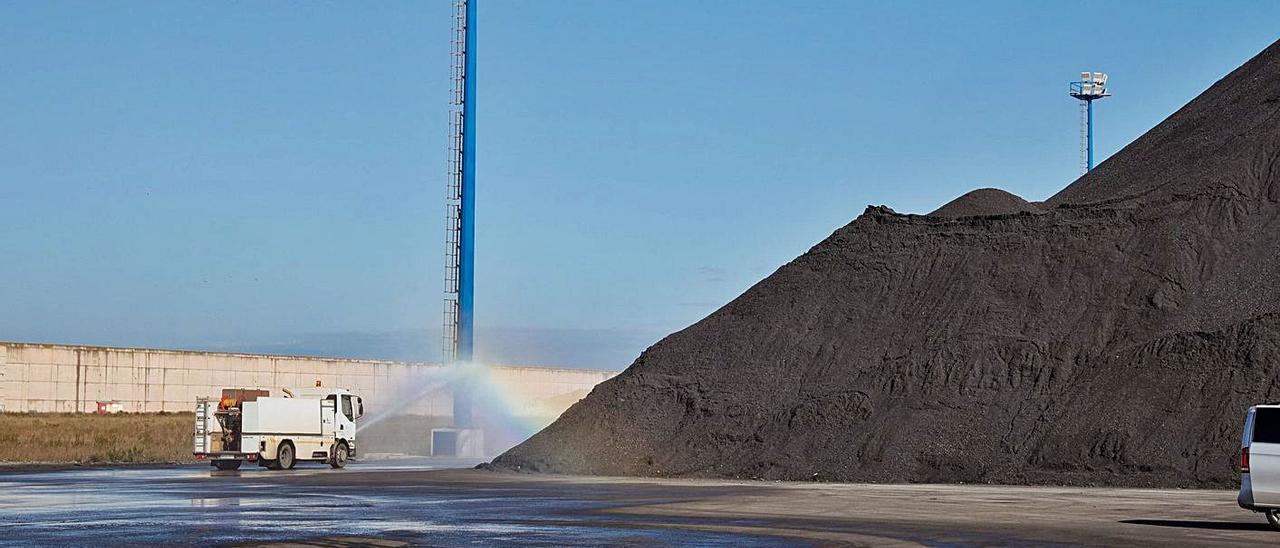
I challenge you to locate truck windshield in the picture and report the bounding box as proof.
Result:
[341,395,354,421]
[1254,407,1280,444]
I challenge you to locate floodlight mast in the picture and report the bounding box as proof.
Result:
[444,0,476,428]
[1069,71,1111,173]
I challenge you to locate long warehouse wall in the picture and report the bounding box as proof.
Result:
[0,342,618,416]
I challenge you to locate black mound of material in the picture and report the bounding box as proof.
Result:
[492,39,1280,487]
[929,188,1041,219]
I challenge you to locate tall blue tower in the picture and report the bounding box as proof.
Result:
[1069,71,1111,173]
[444,0,476,428]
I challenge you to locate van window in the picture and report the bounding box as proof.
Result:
[1254,408,1280,444]
[341,395,354,421]
[1245,409,1257,446]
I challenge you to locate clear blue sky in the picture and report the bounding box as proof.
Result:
[1,1,1277,367]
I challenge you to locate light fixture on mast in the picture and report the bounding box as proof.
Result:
[1069,71,1111,173]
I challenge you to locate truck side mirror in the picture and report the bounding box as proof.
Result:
[357,397,364,419]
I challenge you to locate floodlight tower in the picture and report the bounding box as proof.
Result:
[1069,71,1111,173]
[444,0,476,429]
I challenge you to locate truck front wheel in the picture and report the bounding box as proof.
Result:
[330,442,349,469]
[1267,509,1280,530]
[212,460,241,471]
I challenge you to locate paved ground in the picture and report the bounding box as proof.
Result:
[0,458,1275,546]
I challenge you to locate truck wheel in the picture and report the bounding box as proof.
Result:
[276,442,296,470]
[330,442,349,469]
[212,460,242,471]
[1267,509,1280,530]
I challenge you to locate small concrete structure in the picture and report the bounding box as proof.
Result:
[430,427,485,458]
[0,342,618,418]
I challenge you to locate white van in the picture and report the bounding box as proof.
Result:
[1238,404,1280,528]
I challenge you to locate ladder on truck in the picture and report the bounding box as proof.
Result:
[193,397,210,453]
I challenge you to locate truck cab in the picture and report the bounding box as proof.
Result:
[1238,404,1280,528]
[193,387,364,471]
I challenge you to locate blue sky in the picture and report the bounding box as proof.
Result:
[1,1,1277,368]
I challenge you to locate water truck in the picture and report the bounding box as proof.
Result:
[193,387,364,471]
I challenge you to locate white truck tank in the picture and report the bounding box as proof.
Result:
[193,387,363,471]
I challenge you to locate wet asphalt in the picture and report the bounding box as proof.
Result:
[0,458,796,547]
[3,458,1276,546]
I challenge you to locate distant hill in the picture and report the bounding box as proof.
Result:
[929,188,1040,219]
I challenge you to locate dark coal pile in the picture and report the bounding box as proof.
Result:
[929,188,1041,219]
[491,40,1280,487]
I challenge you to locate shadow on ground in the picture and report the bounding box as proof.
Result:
[1120,519,1273,532]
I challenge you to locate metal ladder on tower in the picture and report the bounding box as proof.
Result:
[442,0,468,366]
[443,200,460,365]
[1079,100,1089,175]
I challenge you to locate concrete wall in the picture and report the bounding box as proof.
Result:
[0,342,618,417]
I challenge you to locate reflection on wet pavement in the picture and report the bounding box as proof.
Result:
[0,459,799,546]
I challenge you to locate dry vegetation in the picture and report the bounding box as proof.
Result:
[0,413,196,464]
[0,412,561,464]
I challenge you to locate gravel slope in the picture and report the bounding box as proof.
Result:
[929,188,1041,219]
[492,39,1280,487]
